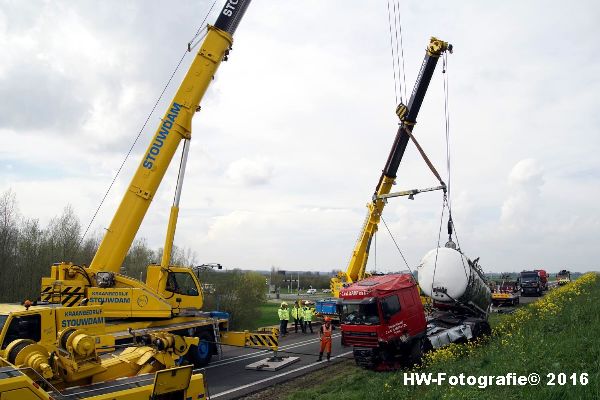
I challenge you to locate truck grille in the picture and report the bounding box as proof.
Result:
[343,331,378,347]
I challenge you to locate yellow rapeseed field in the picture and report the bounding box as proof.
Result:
[420,272,598,366]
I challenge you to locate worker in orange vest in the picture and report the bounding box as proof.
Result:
[317,316,335,361]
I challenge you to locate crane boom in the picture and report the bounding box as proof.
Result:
[90,1,251,272]
[332,37,451,296]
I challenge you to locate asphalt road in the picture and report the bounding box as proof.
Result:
[207,288,556,398]
[204,327,350,399]
[518,293,543,304]
[492,287,550,313]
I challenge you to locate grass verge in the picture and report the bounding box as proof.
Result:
[285,273,600,400]
[245,302,281,330]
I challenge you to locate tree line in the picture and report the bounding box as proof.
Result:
[0,189,196,302]
[0,190,266,329]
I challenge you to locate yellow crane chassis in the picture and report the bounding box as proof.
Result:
[0,365,205,400]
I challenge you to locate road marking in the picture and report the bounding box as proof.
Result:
[208,336,322,366]
[210,334,325,365]
[206,334,341,369]
[208,350,353,399]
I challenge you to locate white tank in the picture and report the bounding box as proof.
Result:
[418,247,491,315]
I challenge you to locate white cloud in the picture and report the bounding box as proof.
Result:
[1,0,599,274]
[225,157,274,186]
[500,158,545,231]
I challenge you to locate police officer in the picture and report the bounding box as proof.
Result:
[303,302,314,333]
[318,316,335,361]
[278,302,289,336]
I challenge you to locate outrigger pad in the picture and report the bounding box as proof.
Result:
[245,356,300,371]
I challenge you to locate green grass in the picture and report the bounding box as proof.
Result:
[286,273,600,400]
[246,302,281,330]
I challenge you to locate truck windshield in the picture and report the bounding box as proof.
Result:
[0,315,6,333]
[521,273,538,281]
[341,302,380,325]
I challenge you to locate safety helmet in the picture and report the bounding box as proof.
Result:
[281,301,288,306]
[324,317,332,322]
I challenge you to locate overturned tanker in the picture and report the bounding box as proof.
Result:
[418,247,492,316]
[415,246,492,350]
[340,248,493,370]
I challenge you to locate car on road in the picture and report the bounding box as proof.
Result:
[306,288,317,295]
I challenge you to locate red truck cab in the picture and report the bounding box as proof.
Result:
[339,274,427,368]
[534,269,548,291]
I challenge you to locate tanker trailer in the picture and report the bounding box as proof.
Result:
[417,247,492,349]
[339,248,493,369]
[418,247,492,315]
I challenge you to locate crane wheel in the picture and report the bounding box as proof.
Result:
[186,331,214,367]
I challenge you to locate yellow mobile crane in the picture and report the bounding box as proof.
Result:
[0,331,205,399]
[317,37,451,316]
[1,329,197,390]
[0,364,205,400]
[0,0,277,368]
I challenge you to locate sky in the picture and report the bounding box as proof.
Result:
[0,0,599,274]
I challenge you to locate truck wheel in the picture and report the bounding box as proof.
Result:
[353,347,379,369]
[404,338,426,367]
[471,321,491,340]
[187,331,214,367]
[479,321,491,336]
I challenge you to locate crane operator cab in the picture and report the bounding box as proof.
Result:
[145,265,204,313]
[0,313,42,350]
[165,271,200,297]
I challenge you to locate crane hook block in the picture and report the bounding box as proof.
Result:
[396,103,408,120]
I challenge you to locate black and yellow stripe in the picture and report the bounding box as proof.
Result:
[40,285,85,307]
[245,333,278,350]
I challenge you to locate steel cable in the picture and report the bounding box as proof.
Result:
[431,195,447,298]
[386,0,400,105]
[440,54,469,279]
[393,0,407,101]
[380,216,414,277]
[78,3,217,247]
[443,54,452,214]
